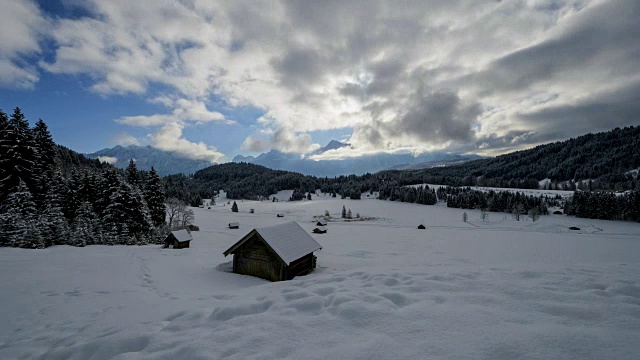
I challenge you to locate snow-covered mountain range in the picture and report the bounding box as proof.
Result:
[87,141,480,177]
[233,140,480,176]
[86,145,214,176]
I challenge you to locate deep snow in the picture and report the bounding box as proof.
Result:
[1,193,640,359]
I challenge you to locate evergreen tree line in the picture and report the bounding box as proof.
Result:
[378,184,437,205]
[440,187,550,216]
[564,190,640,222]
[0,108,167,248]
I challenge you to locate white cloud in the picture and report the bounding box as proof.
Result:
[0,0,46,88]
[241,136,270,152]
[117,98,230,127]
[111,132,141,146]
[147,122,225,163]
[240,128,321,155]
[97,156,118,164]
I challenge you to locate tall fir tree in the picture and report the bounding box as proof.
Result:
[144,167,166,227]
[122,181,151,244]
[126,159,140,188]
[103,180,131,242]
[62,171,81,223]
[42,174,70,247]
[0,109,11,201]
[32,119,56,204]
[1,108,36,197]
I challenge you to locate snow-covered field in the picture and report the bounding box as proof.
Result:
[2,194,640,359]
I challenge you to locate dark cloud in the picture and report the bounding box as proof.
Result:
[356,87,481,148]
[465,130,540,154]
[270,48,326,88]
[475,0,640,93]
[519,80,640,138]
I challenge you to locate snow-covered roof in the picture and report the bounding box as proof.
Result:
[224,222,322,265]
[171,229,192,242]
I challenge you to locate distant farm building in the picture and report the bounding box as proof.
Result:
[316,221,327,226]
[277,214,284,217]
[223,222,322,282]
[312,227,327,234]
[163,230,192,249]
[228,222,240,229]
[417,224,426,229]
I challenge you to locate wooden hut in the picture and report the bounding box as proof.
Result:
[223,222,322,282]
[228,222,239,229]
[163,229,193,249]
[312,227,327,234]
[316,221,327,226]
[277,214,284,217]
[417,224,426,229]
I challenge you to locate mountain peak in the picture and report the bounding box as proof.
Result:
[321,140,349,153]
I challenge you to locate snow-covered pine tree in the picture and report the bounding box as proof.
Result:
[126,159,140,189]
[71,202,99,247]
[62,170,81,223]
[0,109,12,202]
[95,169,120,217]
[144,167,166,227]
[102,175,130,243]
[0,180,43,248]
[78,172,98,206]
[121,181,152,244]
[32,119,56,204]
[231,201,238,212]
[41,175,70,247]
[1,108,37,198]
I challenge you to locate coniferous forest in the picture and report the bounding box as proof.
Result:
[0,107,167,248]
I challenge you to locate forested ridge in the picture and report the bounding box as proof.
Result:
[409,126,640,190]
[0,107,168,248]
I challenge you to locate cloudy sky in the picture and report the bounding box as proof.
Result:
[1,0,639,163]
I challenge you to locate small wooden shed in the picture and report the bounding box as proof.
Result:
[228,222,239,229]
[417,224,426,229]
[277,214,284,217]
[223,222,322,282]
[316,221,327,226]
[312,227,327,234]
[163,229,192,249]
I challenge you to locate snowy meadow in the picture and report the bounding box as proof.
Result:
[2,193,640,359]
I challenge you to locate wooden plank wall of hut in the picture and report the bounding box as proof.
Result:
[285,253,315,280]
[176,241,190,249]
[234,237,283,281]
